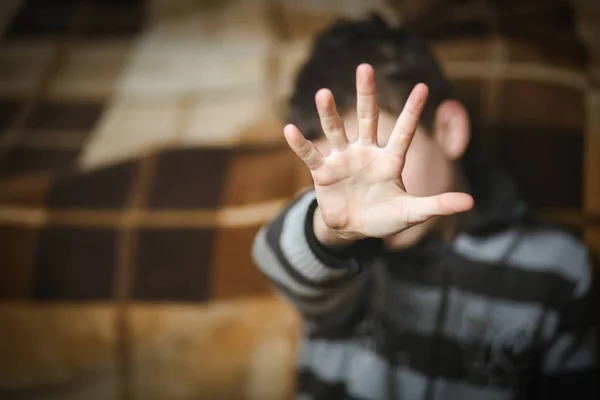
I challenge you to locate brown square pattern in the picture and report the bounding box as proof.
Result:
[222,147,301,206]
[148,148,232,209]
[33,226,117,300]
[494,124,583,209]
[450,80,486,120]
[0,146,79,176]
[78,98,182,170]
[133,228,213,302]
[506,36,586,69]
[5,0,77,38]
[83,0,144,37]
[24,100,105,131]
[48,159,136,209]
[0,225,39,299]
[0,40,58,97]
[499,81,584,131]
[210,225,271,300]
[0,175,53,207]
[0,98,22,131]
[47,40,132,99]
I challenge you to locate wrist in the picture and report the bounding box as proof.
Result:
[313,206,357,248]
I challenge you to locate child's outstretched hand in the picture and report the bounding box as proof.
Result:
[284,64,474,245]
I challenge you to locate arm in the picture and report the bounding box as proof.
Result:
[529,252,598,399]
[253,190,379,333]
[254,64,473,333]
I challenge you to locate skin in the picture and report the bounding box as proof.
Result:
[284,63,474,250]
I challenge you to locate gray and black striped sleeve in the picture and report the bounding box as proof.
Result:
[532,246,598,399]
[252,190,375,331]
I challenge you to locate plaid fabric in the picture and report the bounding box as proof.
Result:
[0,1,598,399]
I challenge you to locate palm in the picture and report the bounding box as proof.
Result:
[312,144,408,237]
[284,64,473,239]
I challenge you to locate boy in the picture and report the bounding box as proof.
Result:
[252,15,597,400]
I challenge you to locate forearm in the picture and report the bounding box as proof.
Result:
[252,190,371,324]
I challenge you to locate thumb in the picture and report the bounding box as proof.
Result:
[403,192,474,224]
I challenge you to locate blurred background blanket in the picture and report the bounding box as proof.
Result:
[0,0,598,399]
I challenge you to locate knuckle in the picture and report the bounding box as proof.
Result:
[321,114,337,124]
[357,109,379,121]
[296,141,312,158]
[305,154,321,170]
[323,117,342,133]
[331,128,345,139]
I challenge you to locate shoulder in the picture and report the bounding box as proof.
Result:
[517,226,591,297]
[454,225,592,297]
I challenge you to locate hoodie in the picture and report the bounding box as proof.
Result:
[252,169,597,400]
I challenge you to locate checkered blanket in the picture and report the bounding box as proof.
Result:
[0,1,598,399]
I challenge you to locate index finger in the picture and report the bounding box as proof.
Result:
[385,83,429,158]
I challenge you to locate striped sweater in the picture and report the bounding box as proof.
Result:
[253,189,597,400]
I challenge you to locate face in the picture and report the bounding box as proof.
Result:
[314,106,467,249]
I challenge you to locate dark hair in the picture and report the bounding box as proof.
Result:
[289,14,453,140]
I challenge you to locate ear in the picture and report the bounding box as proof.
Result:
[433,100,470,160]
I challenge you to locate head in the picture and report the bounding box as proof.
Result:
[290,14,472,248]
